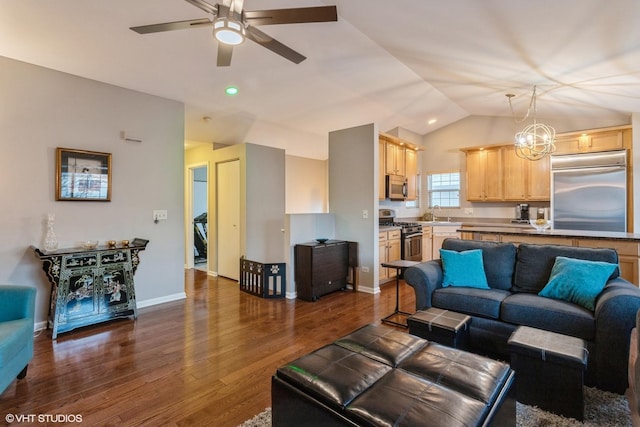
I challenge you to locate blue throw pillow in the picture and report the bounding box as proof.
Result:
[538,256,617,311]
[440,249,489,289]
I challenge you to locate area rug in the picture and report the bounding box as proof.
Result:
[238,386,631,427]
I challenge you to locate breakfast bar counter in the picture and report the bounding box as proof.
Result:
[458,227,640,286]
[460,226,640,242]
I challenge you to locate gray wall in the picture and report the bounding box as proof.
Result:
[329,123,379,293]
[0,56,186,328]
[246,143,286,263]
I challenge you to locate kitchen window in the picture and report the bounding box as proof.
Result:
[428,171,460,208]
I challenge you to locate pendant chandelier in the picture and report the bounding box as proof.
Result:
[507,86,556,161]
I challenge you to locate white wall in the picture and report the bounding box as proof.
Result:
[0,56,186,327]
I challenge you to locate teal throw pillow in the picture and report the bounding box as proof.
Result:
[440,249,489,289]
[538,256,617,311]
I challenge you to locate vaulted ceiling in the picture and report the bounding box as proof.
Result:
[2,0,639,158]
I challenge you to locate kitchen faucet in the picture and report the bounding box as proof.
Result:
[432,205,441,222]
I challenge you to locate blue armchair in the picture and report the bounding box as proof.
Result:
[0,285,36,394]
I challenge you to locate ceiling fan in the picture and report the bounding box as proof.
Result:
[130,0,337,66]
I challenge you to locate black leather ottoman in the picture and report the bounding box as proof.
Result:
[272,324,515,426]
[508,326,588,421]
[407,307,471,349]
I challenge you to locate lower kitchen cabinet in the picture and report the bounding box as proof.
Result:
[461,230,640,286]
[295,240,357,301]
[422,227,433,261]
[578,239,640,286]
[432,226,461,259]
[379,229,401,283]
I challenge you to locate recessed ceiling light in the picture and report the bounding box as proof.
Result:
[428,118,437,125]
[225,86,239,96]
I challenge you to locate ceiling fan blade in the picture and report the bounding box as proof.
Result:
[245,26,306,64]
[217,43,233,67]
[244,6,337,26]
[130,18,212,34]
[183,0,218,15]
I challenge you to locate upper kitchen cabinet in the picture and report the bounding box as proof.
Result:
[378,133,421,201]
[384,138,405,175]
[503,148,550,201]
[405,148,418,201]
[378,140,386,200]
[554,125,631,155]
[465,147,503,201]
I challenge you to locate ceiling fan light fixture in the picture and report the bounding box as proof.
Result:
[213,16,245,45]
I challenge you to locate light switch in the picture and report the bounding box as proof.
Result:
[363,210,369,219]
[153,210,168,221]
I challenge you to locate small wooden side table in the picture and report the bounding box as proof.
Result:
[380,260,420,328]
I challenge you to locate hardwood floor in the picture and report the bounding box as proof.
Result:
[0,270,416,426]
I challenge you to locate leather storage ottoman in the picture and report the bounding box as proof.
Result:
[407,307,471,349]
[508,326,588,421]
[272,324,515,426]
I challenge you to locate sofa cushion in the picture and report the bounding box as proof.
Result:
[440,249,489,289]
[539,256,617,311]
[432,287,511,320]
[501,293,595,341]
[513,244,619,294]
[442,239,516,291]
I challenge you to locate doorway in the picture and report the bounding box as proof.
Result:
[217,159,240,280]
[186,163,208,271]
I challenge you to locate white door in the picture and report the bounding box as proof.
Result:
[217,160,240,280]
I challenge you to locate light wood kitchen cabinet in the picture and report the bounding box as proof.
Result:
[421,226,433,261]
[466,147,503,201]
[385,141,405,176]
[554,126,631,155]
[379,229,401,283]
[578,239,640,286]
[379,133,422,201]
[499,234,574,246]
[405,148,417,201]
[431,226,461,259]
[378,140,386,200]
[461,230,640,286]
[503,148,550,201]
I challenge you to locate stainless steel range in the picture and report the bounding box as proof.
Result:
[379,209,423,261]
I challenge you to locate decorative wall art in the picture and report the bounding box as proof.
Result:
[56,148,112,201]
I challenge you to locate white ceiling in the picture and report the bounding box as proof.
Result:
[2,0,639,159]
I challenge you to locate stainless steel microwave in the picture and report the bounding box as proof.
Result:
[386,175,407,200]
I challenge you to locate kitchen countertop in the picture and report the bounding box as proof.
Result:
[418,221,462,227]
[379,225,402,232]
[460,226,640,242]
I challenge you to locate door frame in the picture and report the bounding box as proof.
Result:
[185,161,209,270]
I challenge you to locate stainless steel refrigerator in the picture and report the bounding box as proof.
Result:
[551,150,627,232]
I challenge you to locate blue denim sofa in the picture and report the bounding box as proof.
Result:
[404,238,640,394]
[0,285,36,394]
